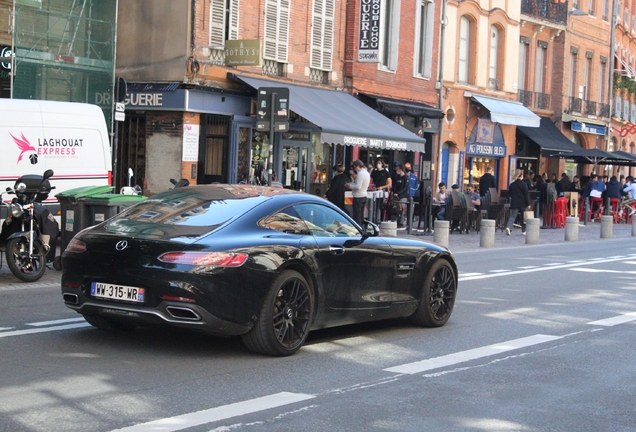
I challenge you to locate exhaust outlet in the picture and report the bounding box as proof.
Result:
[63,293,79,305]
[166,306,200,321]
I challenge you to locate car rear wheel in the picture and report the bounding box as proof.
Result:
[410,259,456,327]
[83,314,137,331]
[242,270,314,356]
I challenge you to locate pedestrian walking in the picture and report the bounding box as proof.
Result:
[506,169,531,236]
[324,164,349,214]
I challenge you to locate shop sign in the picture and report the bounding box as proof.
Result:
[124,89,187,110]
[571,121,607,136]
[225,40,261,66]
[1,46,11,70]
[182,124,199,162]
[466,143,506,157]
[358,0,381,62]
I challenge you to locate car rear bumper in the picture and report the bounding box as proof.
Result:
[62,290,252,336]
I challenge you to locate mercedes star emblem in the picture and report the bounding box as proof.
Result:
[115,240,128,251]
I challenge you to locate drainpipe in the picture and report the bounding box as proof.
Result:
[606,0,617,152]
[435,0,447,186]
[9,0,15,98]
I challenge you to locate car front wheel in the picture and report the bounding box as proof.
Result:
[242,270,314,356]
[410,259,457,327]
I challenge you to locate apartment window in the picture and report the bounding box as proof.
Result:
[617,1,622,21]
[458,16,471,83]
[632,16,636,32]
[209,0,240,48]
[584,53,592,100]
[488,26,500,89]
[602,0,609,20]
[379,0,401,71]
[599,57,607,102]
[569,50,578,97]
[572,0,578,7]
[310,0,335,71]
[625,7,630,24]
[589,0,594,15]
[414,0,434,78]
[518,37,530,91]
[263,0,290,63]
[535,41,547,93]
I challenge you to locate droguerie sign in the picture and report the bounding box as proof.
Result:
[358,0,381,62]
[343,135,408,150]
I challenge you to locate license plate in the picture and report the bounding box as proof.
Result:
[91,282,145,303]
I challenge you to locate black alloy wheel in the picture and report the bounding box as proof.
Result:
[5,237,46,282]
[83,314,137,331]
[410,259,457,327]
[242,270,314,356]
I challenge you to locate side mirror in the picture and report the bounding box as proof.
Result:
[43,169,54,180]
[362,220,380,238]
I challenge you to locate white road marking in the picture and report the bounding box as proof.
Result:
[0,323,90,338]
[489,269,510,273]
[26,318,85,327]
[383,334,562,375]
[458,272,483,277]
[545,263,564,266]
[567,260,586,263]
[609,256,627,259]
[587,313,636,327]
[109,392,315,432]
[588,258,605,261]
[517,266,539,269]
[458,256,632,282]
[570,268,636,274]
[0,327,14,331]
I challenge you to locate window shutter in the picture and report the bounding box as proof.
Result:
[264,0,290,62]
[310,0,334,71]
[209,0,226,48]
[229,0,240,40]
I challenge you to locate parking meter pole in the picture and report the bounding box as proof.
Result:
[407,197,414,235]
[267,92,275,187]
[584,197,589,226]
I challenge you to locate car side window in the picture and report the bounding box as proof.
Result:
[258,206,310,235]
[293,204,361,238]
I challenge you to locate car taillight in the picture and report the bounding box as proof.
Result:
[158,252,248,267]
[161,295,196,303]
[66,239,87,253]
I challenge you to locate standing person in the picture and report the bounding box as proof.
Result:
[534,175,547,216]
[391,163,409,226]
[403,162,419,199]
[371,158,391,221]
[479,165,497,197]
[506,169,531,236]
[346,160,370,226]
[324,164,349,214]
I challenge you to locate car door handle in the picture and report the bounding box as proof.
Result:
[329,245,345,255]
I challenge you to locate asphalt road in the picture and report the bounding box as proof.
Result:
[1,237,636,431]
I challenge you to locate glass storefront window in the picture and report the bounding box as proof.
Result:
[465,157,496,193]
[250,130,270,185]
[311,133,330,196]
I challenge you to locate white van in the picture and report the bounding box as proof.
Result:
[0,99,112,216]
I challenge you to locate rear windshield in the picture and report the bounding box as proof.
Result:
[102,188,268,240]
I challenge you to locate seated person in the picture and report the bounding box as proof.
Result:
[433,182,448,220]
[622,176,636,216]
[465,184,481,210]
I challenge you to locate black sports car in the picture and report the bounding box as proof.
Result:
[61,184,457,356]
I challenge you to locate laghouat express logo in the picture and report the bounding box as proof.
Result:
[9,132,84,165]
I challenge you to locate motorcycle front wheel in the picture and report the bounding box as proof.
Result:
[6,237,46,282]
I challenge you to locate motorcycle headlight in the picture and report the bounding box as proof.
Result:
[15,182,27,193]
[11,204,24,218]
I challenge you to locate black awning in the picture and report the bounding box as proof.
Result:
[517,117,580,153]
[357,93,445,119]
[233,75,427,152]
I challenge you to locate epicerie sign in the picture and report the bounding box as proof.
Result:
[358,0,380,62]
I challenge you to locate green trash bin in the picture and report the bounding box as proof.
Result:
[56,185,114,252]
[83,194,147,226]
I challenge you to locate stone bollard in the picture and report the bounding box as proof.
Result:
[565,216,579,242]
[480,219,495,248]
[380,221,397,237]
[600,215,613,239]
[525,218,540,244]
[434,220,450,248]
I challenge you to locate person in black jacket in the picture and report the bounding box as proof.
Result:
[606,175,622,200]
[506,169,531,236]
[325,164,349,214]
[479,165,497,197]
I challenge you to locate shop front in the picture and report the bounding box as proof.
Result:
[463,117,506,193]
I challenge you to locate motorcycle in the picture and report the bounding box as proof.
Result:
[0,169,60,282]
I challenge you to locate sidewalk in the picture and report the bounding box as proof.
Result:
[397,220,635,253]
[1,222,634,288]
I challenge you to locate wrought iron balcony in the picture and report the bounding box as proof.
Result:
[521,0,568,25]
[517,89,533,107]
[584,100,597,116]
[534,92,551,110]
[569,96,583,113]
